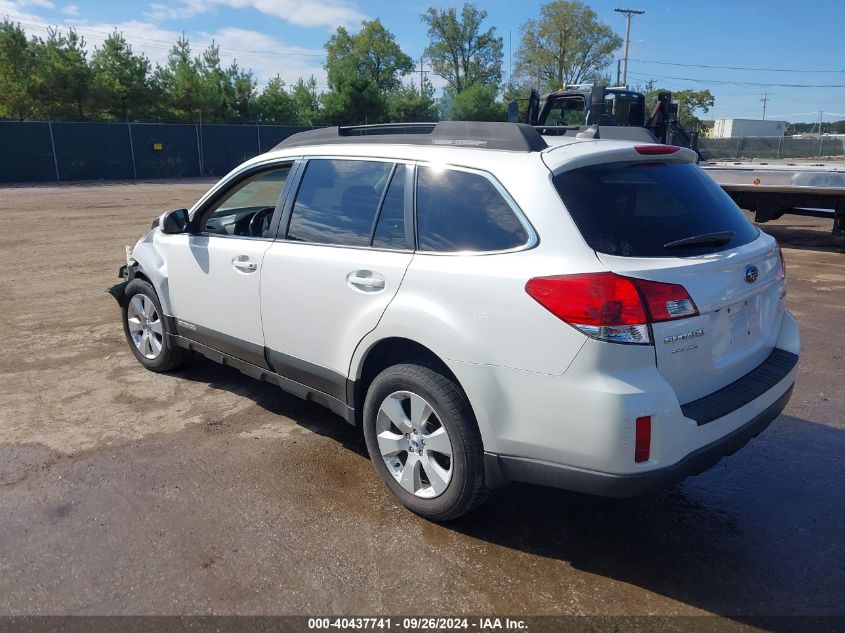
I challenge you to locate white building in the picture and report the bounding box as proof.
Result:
[712,118,786,138]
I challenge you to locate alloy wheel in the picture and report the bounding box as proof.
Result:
[126,293,164,360]
[375,390,454,498]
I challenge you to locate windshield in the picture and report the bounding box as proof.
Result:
[553,161,759,257]
[541,97,586,126]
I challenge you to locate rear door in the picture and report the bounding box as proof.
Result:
[259,158,414,400]
[553,158,786,404]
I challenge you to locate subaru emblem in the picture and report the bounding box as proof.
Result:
[745,265,759,284]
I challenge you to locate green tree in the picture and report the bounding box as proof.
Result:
[323,19,413,124]
[255,75,297,124]
[91,31,152,121]
[0,20,38,120]
[227,62,257,122]
[322,74,385,125]
[33,27,93,120]
[159,40,256,123]
[448,83,504,121]
[515,1,621,89]
[646,86,715,133]
[388,82,438,122]
[153,35,204,122]
[198,42,229,121]
[422,3,503,94]
[291,76,322,126]
[325,19,413,93]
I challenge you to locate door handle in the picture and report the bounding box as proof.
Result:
[347,271,386,291]
[232,257,257,273]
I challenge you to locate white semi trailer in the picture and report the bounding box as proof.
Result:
[711,119,786,139]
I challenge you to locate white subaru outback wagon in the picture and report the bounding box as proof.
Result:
[111,121,799,520]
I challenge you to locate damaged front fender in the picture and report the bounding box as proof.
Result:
[107,264,130,306]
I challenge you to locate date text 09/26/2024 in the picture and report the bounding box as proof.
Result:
[307,617,528,630]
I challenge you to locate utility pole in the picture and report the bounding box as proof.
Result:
[818,111,824,157]
[761,91,768,119]
[418,57,430,95]
[509,30,512,82]
[614,8,644,88]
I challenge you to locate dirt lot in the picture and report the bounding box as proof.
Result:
[0,181,843,624]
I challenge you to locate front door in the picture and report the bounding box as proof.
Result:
[163,163,293,367]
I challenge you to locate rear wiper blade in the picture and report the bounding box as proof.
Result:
[663,231,736,249]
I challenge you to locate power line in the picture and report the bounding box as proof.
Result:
[8,17,328,63]
[629,58,845,73]
[626,70,845,88]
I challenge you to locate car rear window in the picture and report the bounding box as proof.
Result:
[553,161,759,257]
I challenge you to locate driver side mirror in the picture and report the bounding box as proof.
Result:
[160,208,190,234]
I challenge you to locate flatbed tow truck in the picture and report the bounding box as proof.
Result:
[700,160,845,236]
[510,85,845,236]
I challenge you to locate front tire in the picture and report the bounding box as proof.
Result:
[363,362,489,521]
[121,278,189,372]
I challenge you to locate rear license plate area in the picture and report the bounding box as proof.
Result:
[726,299,758,349]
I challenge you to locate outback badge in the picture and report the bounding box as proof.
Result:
[664,329,705,344]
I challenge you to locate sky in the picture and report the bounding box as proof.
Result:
[1,0,843,123]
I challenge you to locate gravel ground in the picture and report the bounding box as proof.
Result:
[0,180,842,625]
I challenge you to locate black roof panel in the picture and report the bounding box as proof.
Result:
[274,121,548,153]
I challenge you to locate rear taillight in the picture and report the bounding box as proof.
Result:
[632,277,699,321]
[524,272,699,345]
[777,245,787,282]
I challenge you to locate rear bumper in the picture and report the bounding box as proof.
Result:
[485,383,793,497]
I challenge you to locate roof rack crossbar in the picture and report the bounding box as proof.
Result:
[273,121,548,152]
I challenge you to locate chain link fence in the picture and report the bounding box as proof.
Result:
[698,135,845,161]
[0,121,310,183]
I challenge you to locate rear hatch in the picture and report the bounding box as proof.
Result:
[551,150,786,404]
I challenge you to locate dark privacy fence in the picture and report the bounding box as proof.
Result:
[698,135,845,161]
[0,121,311,183]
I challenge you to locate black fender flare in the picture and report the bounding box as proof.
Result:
[107,262,146,306]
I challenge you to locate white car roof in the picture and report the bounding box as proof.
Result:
[237,123,697,178]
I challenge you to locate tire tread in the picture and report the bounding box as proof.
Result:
[364,359,489,521]
[122,278,189,373]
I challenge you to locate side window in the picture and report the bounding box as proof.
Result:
[371,164,407,249]
[200,166,290,237]
[416,167,529,252]
[287,159,392,246]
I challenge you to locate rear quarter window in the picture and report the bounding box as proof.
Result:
[416,166,529,252]
[553,161,759,257]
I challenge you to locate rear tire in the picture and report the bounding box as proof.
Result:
[121,278,189,373]
[363,361,489,521]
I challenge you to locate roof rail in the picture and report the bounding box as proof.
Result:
[274,121,548,153]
